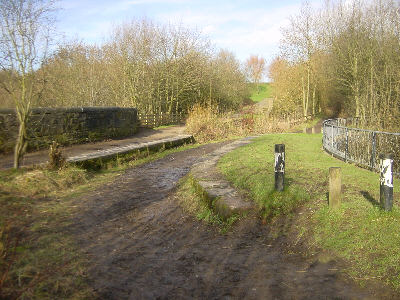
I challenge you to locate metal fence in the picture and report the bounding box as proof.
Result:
[138,112,185,128]
[322,118,400,176]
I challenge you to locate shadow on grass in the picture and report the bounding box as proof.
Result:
[360,190,380,207]
[284,176,295,189]
[323,190,381,207]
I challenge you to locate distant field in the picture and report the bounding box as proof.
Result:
[249,82,272,103]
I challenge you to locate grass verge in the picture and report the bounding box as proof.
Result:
[176,175,240,233]
[290,115,322,132]
[0,142,199,299]
[153,124,178,130]
[249,82,272,102]
[218,133,400,290]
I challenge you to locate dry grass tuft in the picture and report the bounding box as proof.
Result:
[3,167,88,198]
[185,104,300,142]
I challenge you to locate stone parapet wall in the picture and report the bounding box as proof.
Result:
[0,107,138,153]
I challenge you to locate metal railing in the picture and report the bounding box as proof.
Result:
[322,119,400,176]
[138,112,185,128]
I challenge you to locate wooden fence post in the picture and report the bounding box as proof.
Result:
[329,167,341,208]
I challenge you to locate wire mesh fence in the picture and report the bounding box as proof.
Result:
[138,112,185,128]
[323,119,400,176]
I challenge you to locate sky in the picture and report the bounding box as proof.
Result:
[57,0,306,65]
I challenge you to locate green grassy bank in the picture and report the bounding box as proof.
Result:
[249,82,272,103]
[218,133,400,289]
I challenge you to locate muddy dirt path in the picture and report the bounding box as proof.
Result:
[72,142,378,299]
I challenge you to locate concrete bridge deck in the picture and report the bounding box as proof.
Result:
[0,126,190,170]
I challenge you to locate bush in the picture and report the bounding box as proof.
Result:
[48,141,66,170]
[185,105,239,143]
[186,104,301,142]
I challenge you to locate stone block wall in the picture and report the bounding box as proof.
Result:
[0,107,138,153]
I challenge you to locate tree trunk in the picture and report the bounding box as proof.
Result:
[209,76,212,107]
[302,76,306,118]
[312,84,316,116]
[369,56,374,118]
[302,73,309,119]
[13,118,28,169]
[306,67,310,116]
[355,94,360,117]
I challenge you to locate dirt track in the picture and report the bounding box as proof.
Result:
[71,142,379,299]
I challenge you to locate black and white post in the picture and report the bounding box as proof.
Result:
[274,144,285,191]
[379,153,393,211]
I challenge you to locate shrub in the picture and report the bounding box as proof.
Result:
[48,141,66,170]
[185,105,239,142]
[186,104,302,142]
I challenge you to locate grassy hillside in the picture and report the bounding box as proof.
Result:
[249,82,272,103]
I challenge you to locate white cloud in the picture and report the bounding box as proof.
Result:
[156,2,301,62]
[57,0,306,64]
[202,25,216,35]
[127,0,191,4]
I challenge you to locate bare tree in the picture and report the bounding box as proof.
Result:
[0,0,56,168]
[281,1,318,118]
[36,18,248,116]
[272,0,400,128]
[245,55,265,93]
[268,56,303,117]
